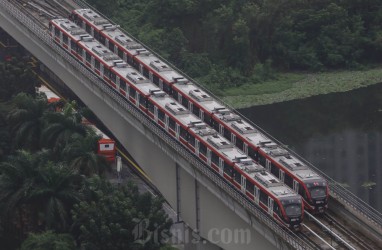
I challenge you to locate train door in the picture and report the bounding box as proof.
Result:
[293,180,299,193]
[241,175,246,193]
[266,159,271,172]
[268,197,274,216]
[207,149,211,166]
[135,92,140,107]
[219,124,224,136]
[175,124,180,140]
[59,31,63,45]
[200,110,204,121]
[165,115,169,131]
[123,52,127,62]
[177,94,182,104]
[254,187,260,205]
[188,102,193,112]
[139,64,143,74]
[154,106,158,122]
[105,39,109,49]
[100,64,104,78]
[116,77,120,91]
[279,170,285,183]
[219,158,224,176]
[231,134,236,145]
[90,27,94,37]
[159,79,163,90]
[243,143,248,154]
[195,140,200,156]
[149,71,153,82]
[91,57,95,70]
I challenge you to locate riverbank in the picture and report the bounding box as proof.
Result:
[219,66,382,109]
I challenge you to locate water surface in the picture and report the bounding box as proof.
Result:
[240,84,382,213]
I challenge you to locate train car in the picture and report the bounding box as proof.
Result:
[70,9,329,213]
[37,84,116,162]
[50,18,304,230]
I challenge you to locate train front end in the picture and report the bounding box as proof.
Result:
[280,196,304,231]
[304,179,329,213]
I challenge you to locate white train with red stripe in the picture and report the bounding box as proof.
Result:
[70,9,328,213]
[37,84,116,162]
[49,18,304,230]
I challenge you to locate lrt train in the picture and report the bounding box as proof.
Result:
[37,85,116,162]
[69,9,329,213]
[49,18,304,230]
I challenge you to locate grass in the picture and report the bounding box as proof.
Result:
[219,66,382,108]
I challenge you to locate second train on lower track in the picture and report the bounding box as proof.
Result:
[49,18,304,230]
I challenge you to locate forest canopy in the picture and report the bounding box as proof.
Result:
[85,0,382,89]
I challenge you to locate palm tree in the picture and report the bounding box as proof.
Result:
[62,132,111,177]
[41,101,88,153]
[29,162,82,231]
[7,93,48,151]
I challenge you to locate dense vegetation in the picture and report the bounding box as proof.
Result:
[86,0,382,92]
[0,58,174,249]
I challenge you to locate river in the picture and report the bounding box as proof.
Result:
[239,83,382,213]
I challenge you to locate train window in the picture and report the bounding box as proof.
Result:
[248,147,258,161]
[271,164,278,176]
[109,41,114,52]
[139,95,146,107]
[284,173,293,188]
[204,113,211,125]
[199,142,207,156]
[54,27,60,37]
[181,96,188,108]
[118,49,123,59]
[169,117,176,131]
[223,128,232,142]
[211,152,219,166]
[192,105,200,117]
[95,60,100,71]
[180,127,188,140]
[85,52,91,63]
[70,40,77,51]
[120,80,127,91]
[236,138,244,151]
[129,87,136,99]
[172,91,178,101]
[224,162,232,177]
[94,31,99,40]
[76,45,82,55]
[259,155,266,166]
[110,72,117,83]
[246,180,254,194]
[147,100,154,114]
[104,67,110,78]
[86,24,91,34]
[99,35,105,45]
[163,82,170,93]
[260,190,268,205]
[157,109,165,122]
[189,134,195,147]
[233,169,241,183]
[143,68,149,78]
[153,75,159,85]
[63,34,68,45]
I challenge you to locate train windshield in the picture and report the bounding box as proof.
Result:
[309,187,326,199]
[284,204,302,217]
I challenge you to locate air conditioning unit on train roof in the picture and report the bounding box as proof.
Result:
[113,60,127,68]
[136,48,150,56]
[165,102,189,115]
[149,89,166,97]
[173,77,188,84]
[189,121,206,129]
[79,34,93,42]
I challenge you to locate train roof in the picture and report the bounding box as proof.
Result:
[51,19,91,41]
[254,171,300,199]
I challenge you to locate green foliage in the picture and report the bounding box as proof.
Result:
[0,57,37,102]
[71,177,173,250]
[21,231,76,250]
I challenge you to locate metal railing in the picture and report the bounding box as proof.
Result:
[0,1,312,249]
[70,0,382,231]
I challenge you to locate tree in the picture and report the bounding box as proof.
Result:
[42,101,88,153]
[7,93,48,151]
[71,177,173,250]
[62,132,111,176]
[20,231,76,250]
